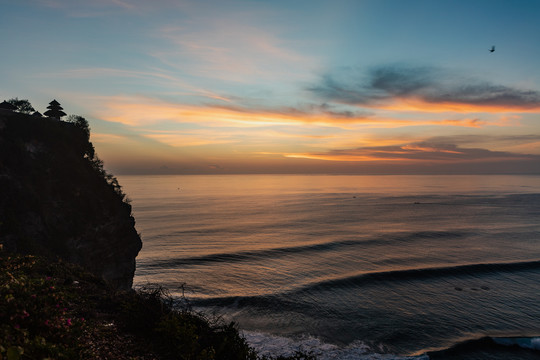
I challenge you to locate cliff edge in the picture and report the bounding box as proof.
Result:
[0,109,141,289]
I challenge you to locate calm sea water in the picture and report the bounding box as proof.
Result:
[118,175,540,359]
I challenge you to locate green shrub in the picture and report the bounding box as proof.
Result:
[0,253,317,360]
[118,284,258,360]
[0,254,87,359]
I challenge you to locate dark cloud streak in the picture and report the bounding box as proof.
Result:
[309,140,540,163]
[207,102,373,122]
[310,64,540,109]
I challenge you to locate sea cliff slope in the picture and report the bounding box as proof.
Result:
[0,109,141,289]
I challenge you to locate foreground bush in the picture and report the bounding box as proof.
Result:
[0,254,93,359]
[118,284,258,360]
[0,252,316,360]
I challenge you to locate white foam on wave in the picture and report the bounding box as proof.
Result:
[493,337,540,350]
[242,331,428,360]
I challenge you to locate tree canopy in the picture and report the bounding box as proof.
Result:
[7,98,35,114]
[67,114,90,140]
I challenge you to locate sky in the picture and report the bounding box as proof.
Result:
[2,0,540,174]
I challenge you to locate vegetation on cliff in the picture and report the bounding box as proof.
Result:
[0,252,315,360]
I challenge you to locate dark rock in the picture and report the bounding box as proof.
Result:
[0,109,141,289]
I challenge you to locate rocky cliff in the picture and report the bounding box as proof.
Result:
[0,109,141,289]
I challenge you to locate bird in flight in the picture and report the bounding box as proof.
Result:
[489,46,495,52]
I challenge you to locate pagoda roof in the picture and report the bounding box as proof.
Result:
[49,99,61,106]
[44,109,67,117]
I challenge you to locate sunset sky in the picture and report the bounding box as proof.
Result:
[2,0,540,174]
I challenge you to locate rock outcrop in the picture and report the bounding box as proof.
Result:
[0,109,142,289]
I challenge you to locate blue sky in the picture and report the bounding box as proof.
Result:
[2,0,540,174]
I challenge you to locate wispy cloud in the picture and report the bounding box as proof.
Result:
[90,132,130,143]
[421,134,540,147]
[419,134,540,155]
[285,140,540,163]
[310,64,540,112]
[94,95,376,128]
[45,67,180,81]
[37,0,135,16]
[42,67,235,103]
[432,118,486,127]
[36,0,180,16]
[153,21,317,84]
[94,95,518,134]
[143,131,237,147]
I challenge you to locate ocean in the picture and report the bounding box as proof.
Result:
[118,174,540,360]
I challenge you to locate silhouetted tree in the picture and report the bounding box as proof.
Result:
[44,99,66,120]
[67,114,90,139]
[64,114,125,200]
[7,98,35,114]
[0,100,17,111]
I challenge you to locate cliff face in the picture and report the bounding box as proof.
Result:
[0,109,142,289]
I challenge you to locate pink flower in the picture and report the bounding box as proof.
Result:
[66,318,72,326]
[14,324,20,329]
[44,320,49,326]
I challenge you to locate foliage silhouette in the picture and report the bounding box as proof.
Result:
[7,97,35,114]
[65,113,126,202]
[1,253,316,360]
[67,114,90,140]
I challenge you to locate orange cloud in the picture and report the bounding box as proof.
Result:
[431,118,485,127]
[95,96,377,128]
[400,144,463,154]
[284,153,406,162]
[143,132,236,147]
[91,97,527,163]
[283,141,540,164]
[377,97,540,113]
